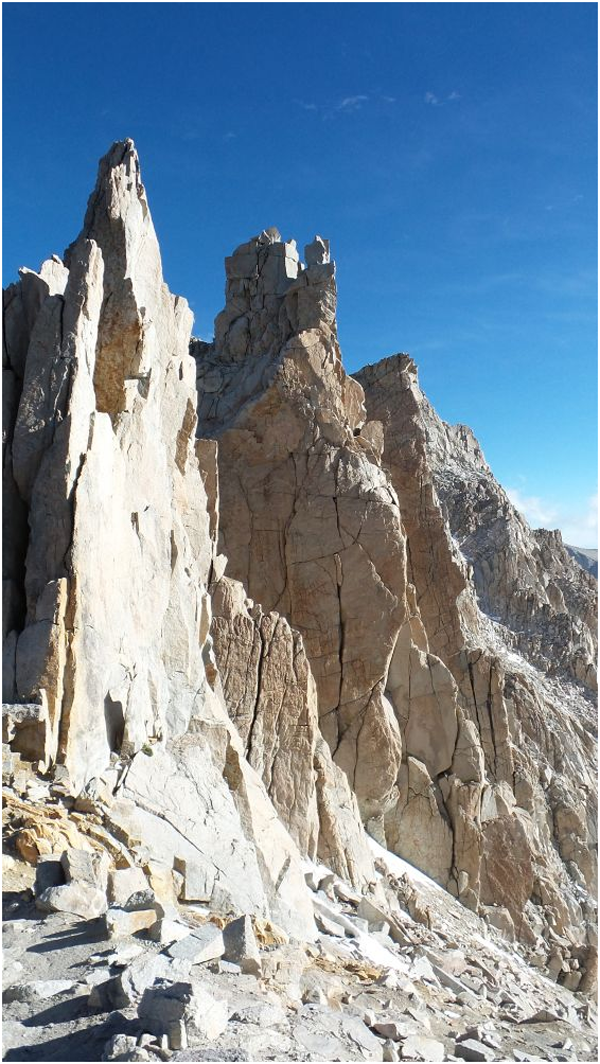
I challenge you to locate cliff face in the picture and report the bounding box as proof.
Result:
[356,357,597,960]
[3,142,597,1007]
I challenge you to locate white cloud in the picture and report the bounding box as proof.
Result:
[337,94,369,112]
[424,91,439,106]
[506,487,559,528]
[506,488,598,548]
[560,493,598,548]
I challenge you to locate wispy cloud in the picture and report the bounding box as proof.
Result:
[294,91,396,119]
[424,90,462,106]
[506,487,598,547]
[506,487,559,528]
[337,94,369,113]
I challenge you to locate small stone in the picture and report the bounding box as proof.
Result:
[409,955,439,984]
[222,915,261,975]
[304,871,320,892]
[383,1042,400,1063]
[301,985,327,1005]
[36,882,107,918]
[230,1003,287,1026]
[332,880,361,905]
[148,917,190,946]
[101,1034,139,1061]
[344,915,369,934]
[112,943,148,966]
[430,962,468,994]
[89,953,190,1010]
[103,906,158,938]
[401,1035,445,1061]
[138,981,228,1043]
[86,968,113,987]
[318,873,336,896]
[61,847,110,891]
[370,920,391,934]
[374,1021,411,1042]
[519,1009,560,1024]
[108,866,149,906]
[315,911,344,937]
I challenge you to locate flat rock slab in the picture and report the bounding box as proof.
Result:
[455,1039,496,1062]
[4,979,74,1003]
[172,1052,251,1062]
[401,1035,445,1061]
[292,1005,384,1062]
[167,924,224,964]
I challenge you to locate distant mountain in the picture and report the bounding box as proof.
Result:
[566,544,598,579]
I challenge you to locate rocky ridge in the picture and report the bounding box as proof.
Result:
[2,140,597,1061]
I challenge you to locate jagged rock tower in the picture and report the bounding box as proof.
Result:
[3,141,597,994]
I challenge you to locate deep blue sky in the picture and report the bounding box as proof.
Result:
[3,3,597,545]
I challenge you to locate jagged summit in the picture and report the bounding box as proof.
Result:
[3,142,598,1060]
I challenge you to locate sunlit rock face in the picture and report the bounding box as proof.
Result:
[193,233,596,968]
[3,140,596,983]
[1,141,317,940]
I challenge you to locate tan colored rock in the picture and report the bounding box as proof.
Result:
[195,233,406,826]
[2,140,317,942]
[384,758,453,886]
[211,575,376,888]
[211,576,319,857]
[358,352,597,958]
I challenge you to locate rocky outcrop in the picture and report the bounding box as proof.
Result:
[566,544,598,579]
[2,141,316,940]
[193,232,408,827]
[413,373,597,691]
[356,354,597,970]
[210,575,375,888]
[3,140,596,1008]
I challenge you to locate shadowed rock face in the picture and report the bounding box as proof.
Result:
[3,141,596,982]
[356,354,597,953]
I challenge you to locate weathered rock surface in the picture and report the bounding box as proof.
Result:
[356,354,597,968]
[193,233,407,828]
[2,139,597,1063]
[2,139,315,942]
[192,228,596,980]
[210,575,376,887]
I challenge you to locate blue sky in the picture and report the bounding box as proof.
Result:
[3,2,597,545]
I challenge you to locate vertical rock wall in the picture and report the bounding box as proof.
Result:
[2,141,317,939]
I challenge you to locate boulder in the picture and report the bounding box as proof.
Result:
[222,915,261,976]
[36,882,107,918]
[138,981,228,1043]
